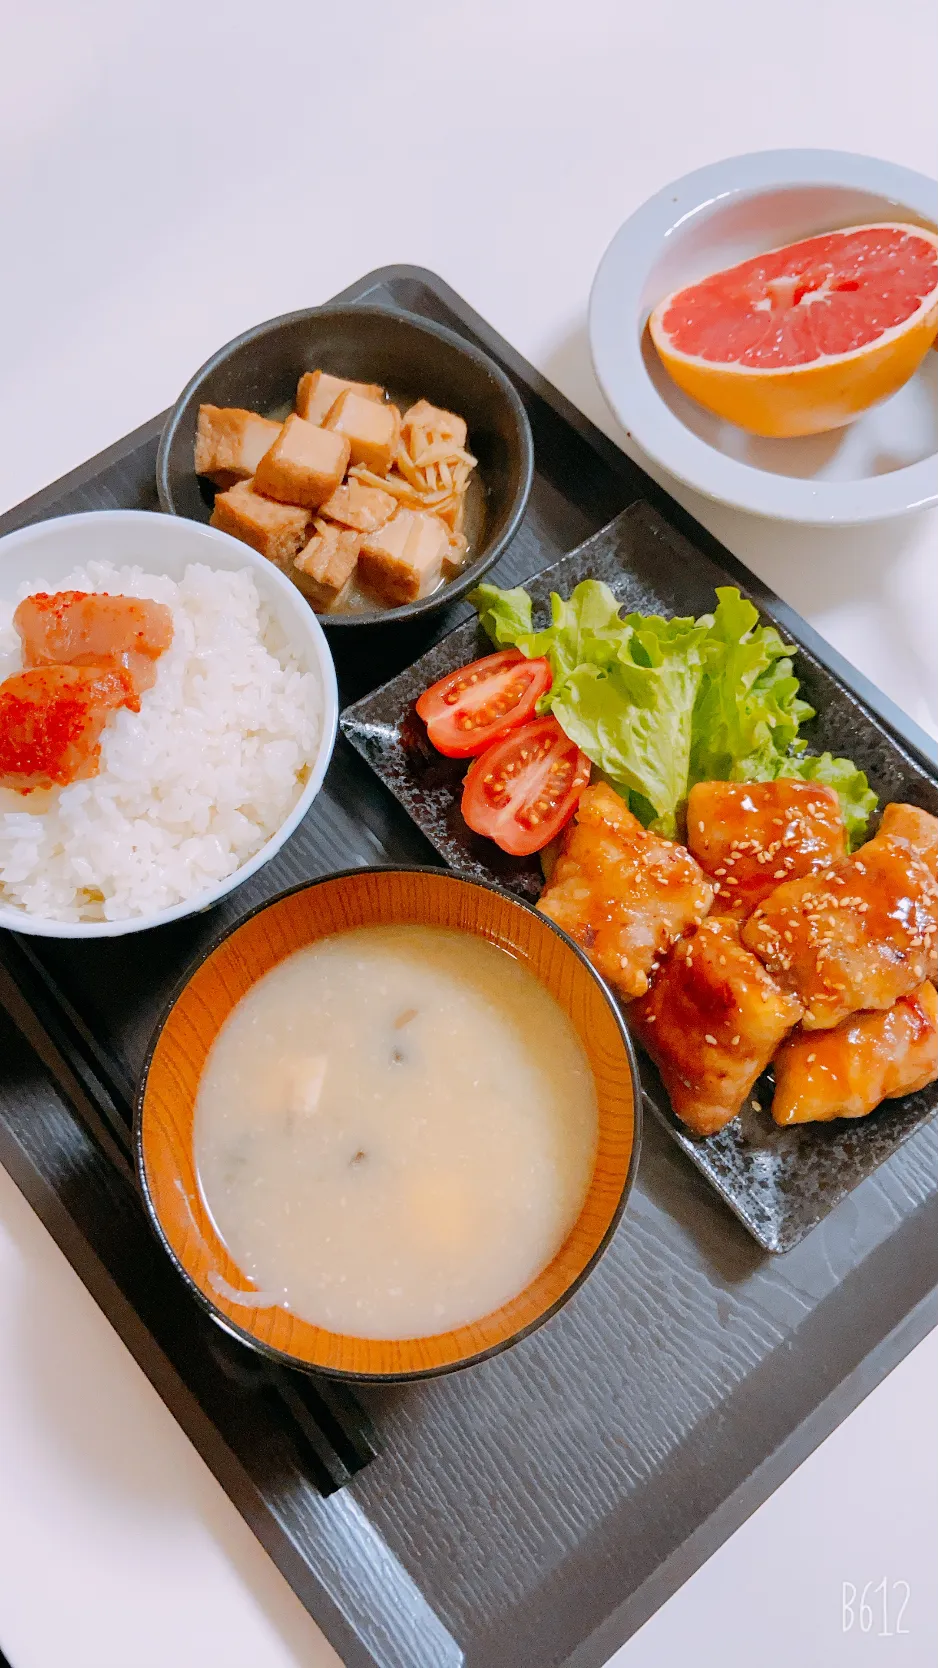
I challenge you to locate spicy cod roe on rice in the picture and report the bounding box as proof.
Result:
[0,560,322,922]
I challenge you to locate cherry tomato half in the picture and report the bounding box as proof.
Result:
[461,716,591,856]
[415,649,552,759]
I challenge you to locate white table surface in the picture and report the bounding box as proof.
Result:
[0,2,936,1664]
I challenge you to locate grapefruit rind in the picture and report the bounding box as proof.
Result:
[648,223,939,438]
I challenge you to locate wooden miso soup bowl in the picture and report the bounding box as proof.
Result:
[135,866,641,1382]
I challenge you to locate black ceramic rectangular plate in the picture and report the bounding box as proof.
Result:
[341,501,938,1253]
[0,267,936,1668]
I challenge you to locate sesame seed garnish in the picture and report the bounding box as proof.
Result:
[704,1033,717,1045]
[750,1098,761,1111]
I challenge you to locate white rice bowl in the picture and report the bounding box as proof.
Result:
[0,547,331,930]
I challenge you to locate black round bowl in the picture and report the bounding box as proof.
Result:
[156,305,534,628]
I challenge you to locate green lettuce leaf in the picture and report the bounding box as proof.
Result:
[470,583,533,648]
[471,579,628,710]
[470,579,877,843]
[689,587,814,784]
[473,580,709,833]
[781,752,878,849]
[550,611,710,834]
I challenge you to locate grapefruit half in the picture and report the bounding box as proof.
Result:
[649,222,938,437]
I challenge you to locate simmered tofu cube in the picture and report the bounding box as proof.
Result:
[296,371,383,426]
[194,406,283,487]
[401,399,467,452]
[318,477,397,533]
[324,391,400,474]
[358,509,449,606]
[293,519,361,611]
[254,414,350,509]
[441,531,469,580]
[210,479,310,568]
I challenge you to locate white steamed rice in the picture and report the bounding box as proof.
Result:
[0,560,322,922]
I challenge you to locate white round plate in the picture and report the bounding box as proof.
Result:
[0,511,338,937]
[590,149,938,524]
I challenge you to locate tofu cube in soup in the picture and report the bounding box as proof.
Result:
[631,917,804,1136]
[741,802,938,1029]
[772,982,938,1126]
[325,391,400,474]
[537,782,714,1000]
[293,519,361,611]
[210,479,310,568]
[254,414,350,509]
[194,406,283,488]
[358,509,449,606]
[686,778,847,918]
[296,370,383,427]
[318,477,397,533]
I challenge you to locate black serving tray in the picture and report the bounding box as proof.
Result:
[341,504,938,1253]
[0,267,936,1668]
